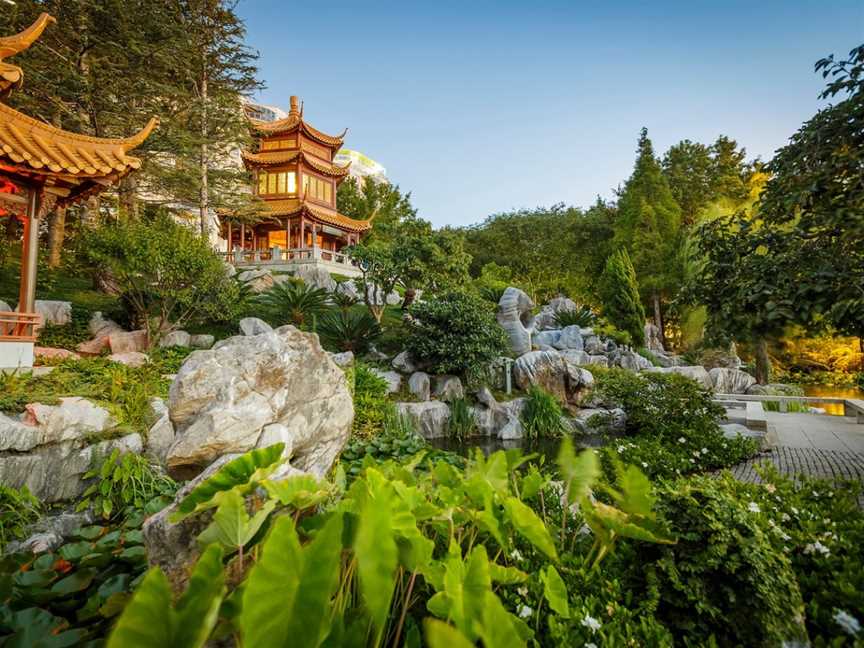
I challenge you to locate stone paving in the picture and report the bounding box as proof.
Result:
[729,411,864,485]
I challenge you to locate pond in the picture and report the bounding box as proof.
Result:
[802,384,864,416]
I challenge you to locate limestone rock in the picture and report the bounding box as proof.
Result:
[554,325,583,351]
[583,335,605,355]
[159,330,192,348]
[653,352,682,368]
[108,351,149,367]
[146,398,174,463]
[572,407,626,434]
[709,367,756,394]
[533,330,561,348]
[238,317,272,336]
[433,375,464,402]
[471,388,526,439]
[584,355,609,367]
[295,265,336,292]
[165,325,352,479]
[395,401,450,439]
[34,347,80,362]
[746,383,803,397]
[616,350,653,371]
[644,322,665,353]
[108,330,149,354]
[0,299,11,312]
[0,397,117,451]
[372,369,402,394]
[31,300,72,328]
[88,312,124,338]
[496,287,534,356]
[329,351,354,367]
[391,350,418,374]
[76,336,110,356]
[336,280,360,302]
[654,365,713,390]
[533,297,577,331]
[513,350,593,407]
[408,371,430,401]
[237,268,275,293]
[189,334,215,349]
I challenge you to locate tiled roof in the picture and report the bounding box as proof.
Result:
[261,200,372,232]
[240,149,351,178]
[0,14,54,96]
[248,114,346,149]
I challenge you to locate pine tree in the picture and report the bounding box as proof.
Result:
[598,249,646,347]
[614,128,683,343]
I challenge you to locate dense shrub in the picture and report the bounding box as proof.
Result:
[36,305,92,351]
[520,385,569,441]
[349,363,395,438]
[317,308,382,354]
[83,215,240,344]
[257,279,331,328]
[592,367,758,477]
[406,290,508,379]
[597,249,646,347]
[0,485,41,549]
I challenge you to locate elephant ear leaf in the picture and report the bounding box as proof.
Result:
[196,490,276,554]
[174,545,227,648]
[171,444,285,521]
[424,618,476,648]
[503,497,558,561]
[540,566,570,618]
[556,438,599,504]
[106,568,175,647]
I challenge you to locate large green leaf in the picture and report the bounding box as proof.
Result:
[540,565,570,618]
[262,474,332,509]
[240,513,344,648]
[424,618,476,648]
[105,569,174,647]
[174,545,228,648]
[426,543,492,641]
[2,607,87,648]
[354,469,398,633]
[503,497,558,561]
[171,444,285,521]
[479,590,530,648]
[612,463,654,517]
[556,438,599,504]
[196,490,276,554]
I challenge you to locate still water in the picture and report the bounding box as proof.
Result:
[802,385,864,416]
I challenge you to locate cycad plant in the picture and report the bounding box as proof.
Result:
[553,305,596,328]
[257,280,332,328]
[317,309,382,354]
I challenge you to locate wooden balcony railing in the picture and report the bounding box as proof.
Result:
[0,311,40,342]
[223,247,357,269]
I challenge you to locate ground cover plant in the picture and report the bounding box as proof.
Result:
[0,486,41,550]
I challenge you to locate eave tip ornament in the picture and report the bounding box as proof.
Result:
[0,13,55,96]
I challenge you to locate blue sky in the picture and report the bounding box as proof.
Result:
[238,1,863,228]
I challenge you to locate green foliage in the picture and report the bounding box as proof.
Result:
[406,290,509,378]
[591,368,758,478]
[552,305,595,328]
[36,306,92,351]
[77,449,176,520]
[257,280,331,328]
[82,216,240,343]
[448,398,477,442]
[349,363,395,438]
[0,485,41,549]
[317,307,382,354]
[597,249,646,347]
[520,386,569,441]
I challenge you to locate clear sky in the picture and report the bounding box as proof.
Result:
[238,0,863,228]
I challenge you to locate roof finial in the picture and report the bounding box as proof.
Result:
[289,96,299,116]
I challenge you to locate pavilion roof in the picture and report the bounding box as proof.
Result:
[257,199,371,232]
[240,149,351,178]
[246,96,347,150]
[0,14,156,206]
[0,13,54,97]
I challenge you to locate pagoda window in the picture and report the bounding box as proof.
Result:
[260,138,296,151]
[257,170,297,196]
[303,174,332,204]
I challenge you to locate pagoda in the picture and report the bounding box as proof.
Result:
[0,13,155,369]
[222,96,371,275]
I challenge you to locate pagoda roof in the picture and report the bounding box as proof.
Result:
[258,199,371,233]
[239,149,351,178]
[0,13,54,97]
[0,13,156,205]
[246,96,347,150]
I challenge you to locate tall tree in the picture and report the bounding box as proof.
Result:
[597,249,646,347]
[614,128,683,343]
[337,176,418,242]
[662,140,714,226]
[709,135,749,204]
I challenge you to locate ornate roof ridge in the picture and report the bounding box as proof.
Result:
[0,13,56,96]
[240,149,351,177]
[258,200,372,232]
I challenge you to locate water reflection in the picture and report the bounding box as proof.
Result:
[802,385,864,416]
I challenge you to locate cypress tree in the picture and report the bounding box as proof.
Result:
[598,249,646,347]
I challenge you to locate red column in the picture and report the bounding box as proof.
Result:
[18,187,40,315]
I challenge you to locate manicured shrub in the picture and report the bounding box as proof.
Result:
[406,290,509,379]
[597,249,646,347]
[257,279,331,328]
[317,308,382,354]
[520,385,569,441]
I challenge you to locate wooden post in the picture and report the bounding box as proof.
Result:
[300,218,305,249]
[226,220,232,255]
[18,188,40,315]
[284,218,290,257]
[240,222,246,251]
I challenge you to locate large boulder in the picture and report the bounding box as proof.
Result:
[497,287,534,356]
[391,350,419,374]
[108,330,149,354]
[335,280,361,302]
[189,334,215,350]
[512,350,594,407]
[533,296,577,331]
[616,350,653,371]
[159,330,191,348]
[372,369,402,394]
[165,325,353,480]
[583,335,605,355]
[408,371,430,401]
[238,317,272,336]
[29,300,72,328]
[572,407,627,435]
[472,388,526,439]
[34,347,80,362]
[237,268,275,293]
[145,398,174,463]
[295,265,336,292]
[553,325,583,351]
[107,351,149,367]
[652,365,713,390]
[0,398,142,502]
[709,367,756,394]
[395,401,450,439]
[433,375,464,402]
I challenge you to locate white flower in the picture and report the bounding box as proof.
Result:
[641,462,648,468]
[509,549,523,561]
[701,447,709,454]
[791,507,799,516]
[578,523,592,536]
[812,490,819,497]
[804,541,830,556]
[518,605,533,619]
[721,442,728,448]
[517,586,528,597]
[781,512,791,522]
[581,614,601,633]
[833,609,861,635]
[689,458,696,464]
[617,445,626,453]
[585,644,598,648]
[748,502,761,513]
[678,437,686,444]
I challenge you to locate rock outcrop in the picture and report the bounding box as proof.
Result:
[408,371,430,401]
[512,350,593,407]
[295,265,337,292]
[433,375,464,402]
[395,401,451,439]
[165,325,352,480]
[159,330,192,348]
[709,367,756,394]
[533,296,577,331]
[497,287,534,356]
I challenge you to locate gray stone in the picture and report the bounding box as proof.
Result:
[237,268,275,292]
[496,287,534,356]
[616,350,653,371]
[583,335,604,355]
[533,330,561,348]
[710,367,757,394]
[644,322,664,353]
[6,512,93,554]
[159,330,192,348]
[391,350,418,374]
[329,351,355,367]
[572,408,626,434]
[720,422,763,441]
[32,300,72,327]
[584,355,609,367]
[108,330,149,354]
[433,375,464,402]
[653,352,682,368]
[560,349,590,366]
[88,312,123,338]
[554,325,584,351]
[0,397,115,452]
[336,280,361,301]
[145,398,174,463]
[166,325,352,480]
[471,389,527,439]
[108,351,149,367]
[513,350,593,407]
[295,265,336,292]
[189,334,215,350]
[533,297,577,331]
[6,532,62,554]
[746,383,804,397]
[395,401,451,439]
[0,299,11,313]
[408,371,430,401]
[238,317,273,336]
[365,345,390,362]
[372,369,402,394]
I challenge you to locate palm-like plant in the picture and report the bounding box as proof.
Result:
[553,305,596,328]
[257,280,331,328]
[331,291,357,312]
[317,309,382,354]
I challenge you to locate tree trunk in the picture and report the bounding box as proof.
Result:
[754,337,771,385]
[118,175,139,220]
[401,287,417,310]
[199,69,209,239]
[46,206,67,268]
[652,292,665,347]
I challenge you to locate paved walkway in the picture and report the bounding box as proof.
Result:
[728,412,864,485]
